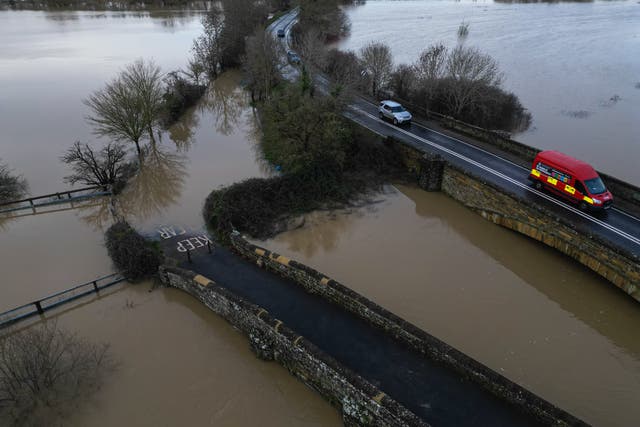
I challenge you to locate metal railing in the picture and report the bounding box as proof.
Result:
[0,185,111,214]
[0,273,125,328]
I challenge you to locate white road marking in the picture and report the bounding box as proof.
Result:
[350,106,640,247]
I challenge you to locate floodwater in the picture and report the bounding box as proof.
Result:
[337,0,640,185]
[0,10,340,426]
[259,185,640,427]
[2,7,640,427]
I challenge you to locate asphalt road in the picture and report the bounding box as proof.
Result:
[270,9,640,259]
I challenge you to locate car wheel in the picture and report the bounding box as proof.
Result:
[393,118,398,125]
[534,181,543,191]
[379,112,384,120]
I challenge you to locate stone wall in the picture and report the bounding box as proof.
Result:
[441,165,640,301]
[229,234,587,427]
[390,138,640,302]
[158,265,426,427]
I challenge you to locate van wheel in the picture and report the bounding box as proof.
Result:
[578,201,588,211]
[534,181,543,191]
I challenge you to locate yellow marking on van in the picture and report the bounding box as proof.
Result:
[583,196,594,204]
[275,255,290,266]
[565,185,576,195]
[194,275,212,287]
[373,392,386,403]
[255,248,266,256]
[547,176,558,185]
[320,277,330,286]
[274,320,283,332]
[531,169,540,177]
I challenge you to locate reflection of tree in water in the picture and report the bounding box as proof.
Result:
[119,143,188,220]
[78,143,187,229]
[245,107,276,177]
[199,72,248,135]
[268,200,384,258]
[167,103,200,152]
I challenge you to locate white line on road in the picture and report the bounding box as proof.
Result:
[351,106,640,248]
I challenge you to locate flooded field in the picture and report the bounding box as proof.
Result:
[1,6,640,427]
[0,10,339,426]
[337,0,640,185]
[259,185,640,426]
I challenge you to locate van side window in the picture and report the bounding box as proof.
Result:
[575,181,587,195]
[536,162,571,183]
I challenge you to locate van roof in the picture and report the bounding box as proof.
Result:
[536,150,598,179]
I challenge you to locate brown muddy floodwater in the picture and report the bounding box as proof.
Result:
[258,185,640,427]
[337,0,640,185]
[0,10,339,426]
[1,7,640,427]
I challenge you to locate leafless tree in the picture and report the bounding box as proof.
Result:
[243,28,281,102]
[61,141,135,192]
[186,57,205,86]
[296,28,328,70]
[324,49,363,94]
[444,45,503,116]
[84,59,164,156]
[0,322,114,425]
[414,44,448,112]
[390,64,416,101]
[192,4,224,80]
[359,42,393,96]
[0,160,28,203]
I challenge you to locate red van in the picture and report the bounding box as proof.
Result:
[528,150,613,211]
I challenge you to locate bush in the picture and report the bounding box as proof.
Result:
[160,72,206,128]
[105,221,163,281]
[0,322,114,425]
[0,161,28,203]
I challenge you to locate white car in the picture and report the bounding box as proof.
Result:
[378,100,412,126]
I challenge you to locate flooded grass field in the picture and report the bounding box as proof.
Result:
[337,0,640,185]
[1,5,639,426]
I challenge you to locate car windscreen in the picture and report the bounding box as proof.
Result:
[585,177,607,195]
[390,106,405,113]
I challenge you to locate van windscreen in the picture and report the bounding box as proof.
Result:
[585,177,606,195]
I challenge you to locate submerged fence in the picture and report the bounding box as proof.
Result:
[0,185,111,215]
[0,273,125,328]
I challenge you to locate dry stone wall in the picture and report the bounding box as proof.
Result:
[229,234,587,427]
[390,137,640,302]
[158,265,426,427]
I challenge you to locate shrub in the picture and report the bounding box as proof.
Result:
[0,161,28,203]
[105,221,163,281]
[160,71,206,128]
[0,322,114,425]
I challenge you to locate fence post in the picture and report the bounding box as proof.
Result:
[93,280,99,293]
[34,301,44,315]
[56,193,61,200]
[29,199,35,213]
[207,240,212,254]
[187,249,192,263]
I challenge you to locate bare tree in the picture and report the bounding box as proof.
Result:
[444,45,503,116]
[192,4,225,80]
[122,59,164,144]
[0,160,28,203]
[61,141,135,193]
[84,59,164,156]
[0,322,114,425]
[414,44,448,112]
[324,49,363,94]
[359,42,393,96]
[296,28,328,70]
[390,64,416,101]
[243,27,281,102]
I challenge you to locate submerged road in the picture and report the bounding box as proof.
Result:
[158,229,563,427]
[270,9,640,258]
